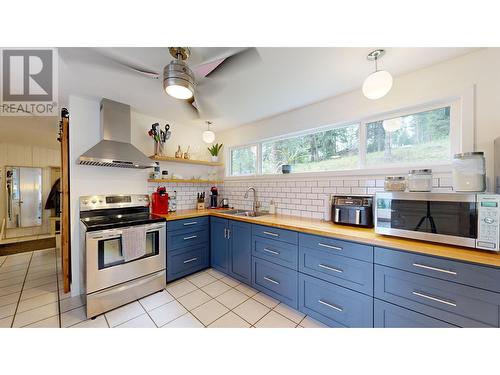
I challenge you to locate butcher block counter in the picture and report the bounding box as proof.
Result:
[157,209,500,268]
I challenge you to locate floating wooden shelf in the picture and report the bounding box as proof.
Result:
[149,155,223,167]
[148,178,223,184]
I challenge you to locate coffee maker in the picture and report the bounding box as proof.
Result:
[210,186,218,208]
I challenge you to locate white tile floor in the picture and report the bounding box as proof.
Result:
[0,249,327,328]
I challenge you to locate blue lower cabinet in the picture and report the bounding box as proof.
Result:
[253,236,298,270]
[167,244,209,282]
[374,299,456,328]
[229,221,252,283]
[375,264,500,327]
[299,246,373,295]
[210,217,230,273]
[167,228,209,250]
[252,256,298,308]
[298,273,373,327]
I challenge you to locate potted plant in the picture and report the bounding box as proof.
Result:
[208,143,223,162]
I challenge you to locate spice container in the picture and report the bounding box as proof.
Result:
[408,169,433,192]
[452,152,486,192]
[384,176,406,191]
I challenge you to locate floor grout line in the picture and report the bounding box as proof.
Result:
[10,251,34,328]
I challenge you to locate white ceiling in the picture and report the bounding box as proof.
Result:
[58,47,477,131]
[0,116,60,149]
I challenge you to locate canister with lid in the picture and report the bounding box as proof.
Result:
[452,152,486,192]
[408,169,433,192]
[384,176,406,191]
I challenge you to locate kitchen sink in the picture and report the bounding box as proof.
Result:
[223,209,269,217]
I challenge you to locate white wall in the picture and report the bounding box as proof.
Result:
[0,143,60,239]
[68,95,211,295]
[218,48,500,184]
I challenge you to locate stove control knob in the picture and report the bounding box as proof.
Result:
[91,199,97,204]
[98,200,103,203]
[138,197,143,201]
[82,200,88,205]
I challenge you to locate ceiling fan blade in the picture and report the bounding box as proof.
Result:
[184,96,200,119]
[201,47,261,78]
[90,49,160,79]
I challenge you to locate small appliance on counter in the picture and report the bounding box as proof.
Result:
[151,187,169,214]
[168,190,177,212]
[374,192,500,251]
[332,195,374,228]
[210,186,218,208]
[221,198,229,208]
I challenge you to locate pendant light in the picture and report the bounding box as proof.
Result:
[202,121,215,143]
[362,49,393,100]
[163,47,195,100]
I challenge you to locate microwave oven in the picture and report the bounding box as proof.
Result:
[374,192,500,251]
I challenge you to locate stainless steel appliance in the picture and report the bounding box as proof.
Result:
[332,195,374,228]
[78,99,155,169]
[375,192,500,251]
[80,194,166,318]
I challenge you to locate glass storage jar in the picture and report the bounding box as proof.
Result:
[452,152,486,192]
[408,169,433,192]
[384,176,406,191]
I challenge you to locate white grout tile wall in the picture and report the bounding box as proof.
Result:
[149,173,453,218]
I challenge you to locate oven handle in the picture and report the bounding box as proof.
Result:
[92,270,166,298]
[87,223,165,240]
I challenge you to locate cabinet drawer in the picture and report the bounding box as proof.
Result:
[167,229,209,251]
[374,299,456,328]
[374,265,500,327]
[299,233,373,262]
[375,246,500,294]
[252,224,298,245]
[167,216,209,233]
[299,246,373,295]
[298,273,373,327]
[167,244,209,282]
[252,257,298,308]
[253,237,298,270]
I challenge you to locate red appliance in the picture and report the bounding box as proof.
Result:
[151,187,169,214]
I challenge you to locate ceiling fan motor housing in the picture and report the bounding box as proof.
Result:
[163,59,195,96]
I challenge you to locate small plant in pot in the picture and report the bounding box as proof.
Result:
[281,164,292,174]
[208,143,223,162]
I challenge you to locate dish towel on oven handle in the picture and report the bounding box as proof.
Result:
[121,226,147,262]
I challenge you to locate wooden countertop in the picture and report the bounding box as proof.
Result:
[157,209,500,268]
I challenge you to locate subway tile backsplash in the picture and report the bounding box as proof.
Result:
[149,173,453,219]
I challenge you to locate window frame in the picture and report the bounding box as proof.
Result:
[226,96,468,178]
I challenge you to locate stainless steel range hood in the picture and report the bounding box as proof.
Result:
[78,99,155,169]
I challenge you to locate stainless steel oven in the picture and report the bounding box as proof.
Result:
[375,192,500,251]
[80,194,166,318]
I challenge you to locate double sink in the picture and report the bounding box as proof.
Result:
[223,209,269,217]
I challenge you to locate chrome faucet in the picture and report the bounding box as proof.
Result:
[244,187,259,213]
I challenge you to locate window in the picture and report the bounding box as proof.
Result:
[228,102,458,177]
[365,107,451,166]
[262,123,359,174]
[230,145,257,176]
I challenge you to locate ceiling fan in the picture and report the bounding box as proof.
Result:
[114,47,260,118]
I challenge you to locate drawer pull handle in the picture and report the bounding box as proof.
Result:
[318,243,342,251]
[183,222,198,226]
[263,248,280,255]
[263,231,279,237]
[412,263,457,275]
[183,257,198,264]
[263,276,280,285]
[183,235,198,240]
[412,291,457,307]
[318,299,343,312]
[318,263,343,273]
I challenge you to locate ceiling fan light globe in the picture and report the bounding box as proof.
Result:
[202,130,216,143]
[362,70,393,100]
[165,84,193,100]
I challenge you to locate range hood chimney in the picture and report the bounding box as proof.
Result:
[78,99,155,169]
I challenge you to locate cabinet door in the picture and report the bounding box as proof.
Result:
[210,217,229,273]
[229,220,252,283]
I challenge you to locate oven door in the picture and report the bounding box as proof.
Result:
[86,222,166,294]
[375,192,477,247]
